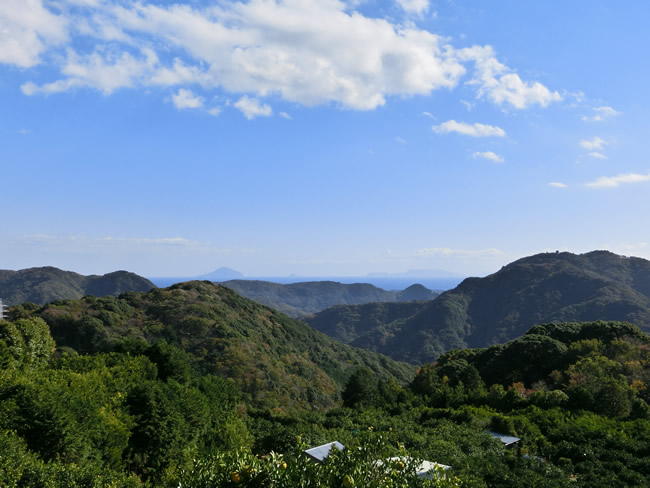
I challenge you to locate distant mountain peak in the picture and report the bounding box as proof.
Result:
[198,267,245,280]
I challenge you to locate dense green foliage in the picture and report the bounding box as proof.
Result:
[308,251,650,364]
[222,280,438,319]
[12,281,414,410]
[0,266,155,306]
[0,318,245,486]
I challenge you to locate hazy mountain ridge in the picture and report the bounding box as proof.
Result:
[13,280,414,410]
[307,251,650,364]
[0,266,156,306]
[221,280,439,318]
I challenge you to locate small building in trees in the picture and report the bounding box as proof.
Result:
[488,431,521,448]
[304,441,345,463]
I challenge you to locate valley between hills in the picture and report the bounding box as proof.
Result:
[2,250,650,486]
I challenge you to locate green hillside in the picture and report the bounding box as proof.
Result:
[0,266,156,306]
[307,251,650,364]
[12,280,414,410]
[2,318,649,487]
[221,280,438,318]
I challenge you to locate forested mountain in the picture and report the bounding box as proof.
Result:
[307,251,650,364]
[11,280,414,410]
[0,266,156,306]
[221,279,438,318]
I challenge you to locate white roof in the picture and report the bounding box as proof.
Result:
[381,457,451,479]
[304,441,345,463]
[487,431,521,446]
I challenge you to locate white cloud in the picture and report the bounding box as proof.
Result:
[396,0,429,15]
[579,136,606,151]
[582,105,621,122]
[472,151,504,163]
[588,152,607,160]
[172,88,204,109]
[395,136,407,144]
[585,172,650,189]
[415,247,502,257]
[460,99,474,111]
[279,111,292,119]
[433,120,505,137]
[620,242,648,251]
[63,0,106,6]
[14,0,559,114]
[234,95,272,119]
[548,182,568,188]
[149,58,213,87]
[22,47,159,95]
[0,0,68,67]
[208,106,221,116]
[101,0,467,110]
[458,45,562,109]
[103,236,199,246]
[421,111,435,119]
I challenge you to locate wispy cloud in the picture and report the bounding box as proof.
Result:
[585,172,650,188]
[433,120,505,137]
[472,151,504,163]
[548,182,568,188]
[422,111,435,119]
[234,96,272,120]
[579,136,606,151]
[102,236,200,246]
[415,247,502,257]
[588,152,607,160]
[620,242,648,251]
[460,99,474,111]
[396,0,429,15]
[395,136,407,144]
[21,233,207,250]
[21,48,159,96]
[171,88,203,109]
[582,106,621,122]
[279,111,292,120]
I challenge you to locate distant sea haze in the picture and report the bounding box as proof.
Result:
[149,276,464,292]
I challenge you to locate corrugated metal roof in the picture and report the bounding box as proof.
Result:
[304,441,345,463]
[487,431,521,446]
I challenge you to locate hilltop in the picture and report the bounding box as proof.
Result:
[12,280,414,410]
[307,251,650,364]
[0,266,155,306]
[221,280,438,318]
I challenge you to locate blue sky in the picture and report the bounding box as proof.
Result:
[1,0,649,278]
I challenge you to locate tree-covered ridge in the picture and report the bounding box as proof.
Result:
[0,266,156,306]
[308,250,650,364]
[221,280,438,318]
[306,301,425,345]
[12,281,414,411]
